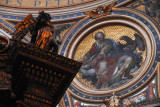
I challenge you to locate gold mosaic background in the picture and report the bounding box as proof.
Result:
[127,0,146,13]
[74,25,147,89]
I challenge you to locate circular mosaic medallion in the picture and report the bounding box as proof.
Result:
[60,8,160,101]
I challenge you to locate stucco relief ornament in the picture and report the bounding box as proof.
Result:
[84,1,115,18]
[104,92,121,107]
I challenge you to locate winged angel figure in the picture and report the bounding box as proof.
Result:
[84,1,115,18]
[79,32,145,89]
[12,11,71,53]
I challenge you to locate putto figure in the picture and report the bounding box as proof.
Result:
[30,11,62,53]
[30,11,52,49]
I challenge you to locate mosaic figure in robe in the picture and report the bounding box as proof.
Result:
[80,32,145,89]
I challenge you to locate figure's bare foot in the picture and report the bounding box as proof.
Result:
[124,73,133,79]
[95,82,102,89]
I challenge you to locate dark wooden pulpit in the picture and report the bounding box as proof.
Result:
[0,36,81,107]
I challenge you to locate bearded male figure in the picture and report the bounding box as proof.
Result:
[80,32,137,89]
